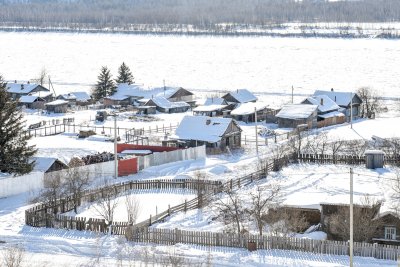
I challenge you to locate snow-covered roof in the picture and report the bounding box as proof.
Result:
[202,97,227,106]
[276,104,318,119]
[31,157,66,172]
[45,99,69,106]
[318,111,345,119]
[19,95,43,103]
[6,82,47,94]
[314,90,357,107]
[303,95,340,113]
[224,89,257,103]
[30,91,53,98]
[71,92,91,102]
[120,149,152,155]
[106,95,130,101]
[172,116,238,143]
[58,93,77,100]
[230,102,267,115]
[193,104,227,112]
[147,96,189,109]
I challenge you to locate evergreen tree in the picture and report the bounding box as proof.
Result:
[115,62,134,84]
[0,75,37,175]
[92,66,116,100]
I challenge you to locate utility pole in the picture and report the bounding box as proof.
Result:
[291,85,294,104]
[113,113,118,179]
[350,167,354,267]
[255,107,258,157]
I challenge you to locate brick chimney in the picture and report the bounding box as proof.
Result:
[320,98,324,105]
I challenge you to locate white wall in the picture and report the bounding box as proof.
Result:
[0,172,44,198]
[0,161,115,198]
[138,145,206,170]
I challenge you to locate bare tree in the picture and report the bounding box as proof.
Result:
[64,167,91,213]
[357,87,382,118]
[193,170,207,208]
[248,185,281,235]
[2,245,24,267]
[94,187,119,226]
[37,171,64,213]
[326,195,381,242]
[329,137,346,163]
[125,194,141,225]
[215,188,246,234]
[31,67,48,86]
[391,171,400,215]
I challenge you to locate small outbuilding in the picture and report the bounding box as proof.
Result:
[365,150,385,169]
[31,157,69,173]
[230,102,269,123]
[222,89,257,105]
[45,99,69,113]
[18,95,46,109]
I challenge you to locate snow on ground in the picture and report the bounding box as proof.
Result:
[1,33,400,97]
[64,189,196,223]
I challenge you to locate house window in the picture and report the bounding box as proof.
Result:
[385,226,396,240]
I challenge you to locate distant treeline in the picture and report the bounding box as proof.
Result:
[1,0,400,29]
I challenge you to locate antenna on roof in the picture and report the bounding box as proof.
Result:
[163,79,166,97]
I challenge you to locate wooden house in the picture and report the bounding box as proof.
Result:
[45,99,69,113]
[275,104,318,129]
[372,212,400,245]
[18,95,45,109]
[165,116,242,153]
[230,102,269,123]
[313,89,362,122]
[193,97,228,117]
[6,82,50,100]
[144,96,190,113]
[58,91,92,106]
[222,89,257,106]
[320,203,381,242]
[301,95,345,128]
[31,157,69,173]
[155,86,195,106]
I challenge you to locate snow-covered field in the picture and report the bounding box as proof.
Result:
[1,32,400,97]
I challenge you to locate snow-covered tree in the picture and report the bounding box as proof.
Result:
[0,75,37,175]
[92,66,116,100]
[115,62,134,84]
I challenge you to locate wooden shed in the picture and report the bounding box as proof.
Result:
[365,150,385,169]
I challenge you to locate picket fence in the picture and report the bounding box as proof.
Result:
[297,153,400,166]
[125,228,400,261]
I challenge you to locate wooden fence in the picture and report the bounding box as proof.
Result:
[296,153,400,166]
[25,178,224,230]
[125,228,400,261]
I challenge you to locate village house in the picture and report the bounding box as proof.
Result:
[6,82,50,100]
[301,95,345,128]
[313,89,362,122]
[58,91,92,106]
[144,96,190,113]
[275,104,318,129]
[164,116,242,153]
[230,102,269,123]
[45,99,69,113]
[104,83,195,107]
[153,86,195,106]
[31,157,69,173]
[372,212,400,245]
[193,97,229,117]
[222,89,257,107]
[18,95,46,109]
[103,83,147,106]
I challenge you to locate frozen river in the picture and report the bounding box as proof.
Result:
[0,31,399,97]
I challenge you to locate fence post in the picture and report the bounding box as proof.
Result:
[184,200,187,212]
